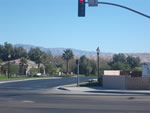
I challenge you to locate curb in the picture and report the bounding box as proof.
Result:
[0,77,61,84]
[56,86,150,95]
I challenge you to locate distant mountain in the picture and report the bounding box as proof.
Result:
[14,44,99,56]
[14,44,150,62]
[87,53,150,63]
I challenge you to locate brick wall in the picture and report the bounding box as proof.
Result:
[103,75,150,90]
[125,77,150,90]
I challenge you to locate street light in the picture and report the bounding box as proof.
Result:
[8,54,11,79]
[96,47,100,83]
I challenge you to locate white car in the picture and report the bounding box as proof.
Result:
[34,73,42,77]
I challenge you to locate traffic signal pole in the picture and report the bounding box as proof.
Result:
[97,2,150,19]
[79,0,150,19]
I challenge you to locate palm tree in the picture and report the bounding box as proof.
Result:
[62,49,74,74]
[36,55,42,73]
[20,57,27,75]
[28,48,46,73]
[0,59,2,75]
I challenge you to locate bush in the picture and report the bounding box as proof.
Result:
[29,68,38,75]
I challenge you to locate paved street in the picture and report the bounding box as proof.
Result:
[0,77,150,113]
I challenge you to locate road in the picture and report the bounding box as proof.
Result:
[0,77,93,90]
[0,77,150,113]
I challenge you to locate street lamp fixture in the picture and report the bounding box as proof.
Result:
[96,47,100,54]
[96,47,100,83]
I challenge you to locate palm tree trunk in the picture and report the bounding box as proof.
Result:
[66,60,69,75]
[38,63,40,73]
[22,64,24,75]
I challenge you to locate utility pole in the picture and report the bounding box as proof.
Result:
[96,47,100,83]
[8,54,11,79]
[76,59,80,87]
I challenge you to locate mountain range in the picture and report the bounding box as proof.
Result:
[14,44,150,62]
[14,44,101,56]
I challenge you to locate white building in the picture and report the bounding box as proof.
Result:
[142,62,150,77]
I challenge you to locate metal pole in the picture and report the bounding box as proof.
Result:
[85,1,150,19]
[76,59,80,87]
[8,60,10,79]
[97,52,99,82]
[96,47,100,83]
[8,54,11,79]
[98,52,100,80]
[77,63,80,87]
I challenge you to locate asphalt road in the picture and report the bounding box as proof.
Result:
[0,77,150,113]
[0,77,94,90]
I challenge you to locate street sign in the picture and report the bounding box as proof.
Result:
[88,0,98,7]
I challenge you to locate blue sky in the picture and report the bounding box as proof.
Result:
[0,0,150,53]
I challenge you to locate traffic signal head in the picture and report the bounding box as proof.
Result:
[78,0,85,17]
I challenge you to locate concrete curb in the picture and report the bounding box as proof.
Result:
[57,85,150,95]
[0,77,62,84]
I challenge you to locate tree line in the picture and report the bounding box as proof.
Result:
[0,42,141,76]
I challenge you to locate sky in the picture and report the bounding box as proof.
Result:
[0,0,150,53]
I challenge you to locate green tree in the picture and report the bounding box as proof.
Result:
[108,53,128,70]
[0,45,4,60]
[111,62,131,71]
[14,47,28,59]
[99,57,111,71]
[20,57,27,75]
[28,48,46,73]
[0,42,28,61]
[108,53,141,71]
[29,68,38,75]
[112,53,126,63]
[10,64,19,76]
[79,56,96,75]
[89,59,97,75]
[86,60,93,75]
[127,56,141,69]
[45,64,58,75]
[62,49,74,74]
[79,56,88,75]
[0,59,2,74]
[2,42,14,61]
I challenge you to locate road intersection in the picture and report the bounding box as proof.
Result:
[0,77,150,113]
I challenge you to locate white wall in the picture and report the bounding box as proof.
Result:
[142,62,150,77]
[103,75,125,89]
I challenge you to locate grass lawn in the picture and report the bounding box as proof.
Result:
[79,82,101,87]
[75,74,97,77]
[0,75,49,81]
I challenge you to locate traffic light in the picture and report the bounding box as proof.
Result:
[78,0,85,17]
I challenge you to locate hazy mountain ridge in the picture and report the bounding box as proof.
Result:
[14,44,150,62]
[14,44,97,56]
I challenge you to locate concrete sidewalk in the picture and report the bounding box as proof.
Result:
[56,84,150,95]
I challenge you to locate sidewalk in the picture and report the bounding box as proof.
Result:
[56,84,150,95]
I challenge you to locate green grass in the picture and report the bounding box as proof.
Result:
[0,75,49,81]
[79,82,101,87]
[77,74,97,77]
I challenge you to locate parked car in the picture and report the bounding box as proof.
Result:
[33,73,42,77]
